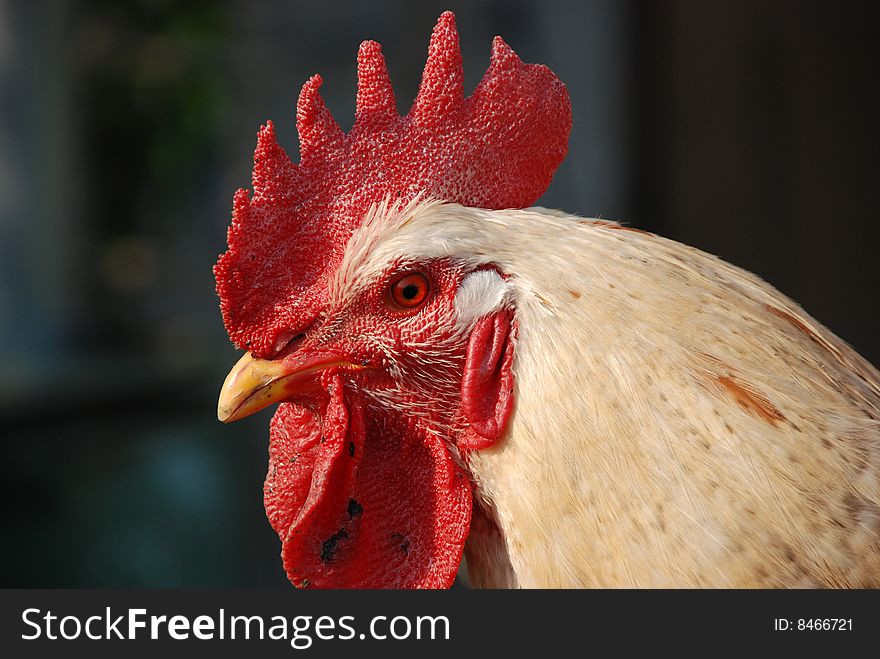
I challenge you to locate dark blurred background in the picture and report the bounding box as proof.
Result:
[1,0,878,587]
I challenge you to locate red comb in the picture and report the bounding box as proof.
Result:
[215,11,571,357]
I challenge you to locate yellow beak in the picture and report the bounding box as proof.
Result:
[217,351,368,423]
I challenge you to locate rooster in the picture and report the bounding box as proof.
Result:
[214,12,880,588]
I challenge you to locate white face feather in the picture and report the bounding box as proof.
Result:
[453,269,514,334]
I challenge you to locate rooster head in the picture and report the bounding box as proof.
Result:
[214,11,570,588]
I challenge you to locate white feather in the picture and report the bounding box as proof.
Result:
[453,269,514,334]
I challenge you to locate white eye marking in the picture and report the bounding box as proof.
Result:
[454,269,513,331]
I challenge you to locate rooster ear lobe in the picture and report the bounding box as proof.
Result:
[459,310,516,450]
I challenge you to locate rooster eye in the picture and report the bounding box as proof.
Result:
[388,272,431,310]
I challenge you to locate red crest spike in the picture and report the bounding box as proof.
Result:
[355,41,397,125]
[410,10,465,126]
[215,11,571,357]
[296,75,345,162]
[252,121,296,201]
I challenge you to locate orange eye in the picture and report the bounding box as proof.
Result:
[388,272,431,310]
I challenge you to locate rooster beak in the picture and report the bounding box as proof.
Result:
[218,352,289,423]
[217,351,368,423]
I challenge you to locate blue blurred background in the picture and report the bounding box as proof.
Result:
[1,0,878,586]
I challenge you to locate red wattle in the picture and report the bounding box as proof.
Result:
[264,377,472,588]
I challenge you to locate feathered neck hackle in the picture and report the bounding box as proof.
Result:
[215,11,571,357]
